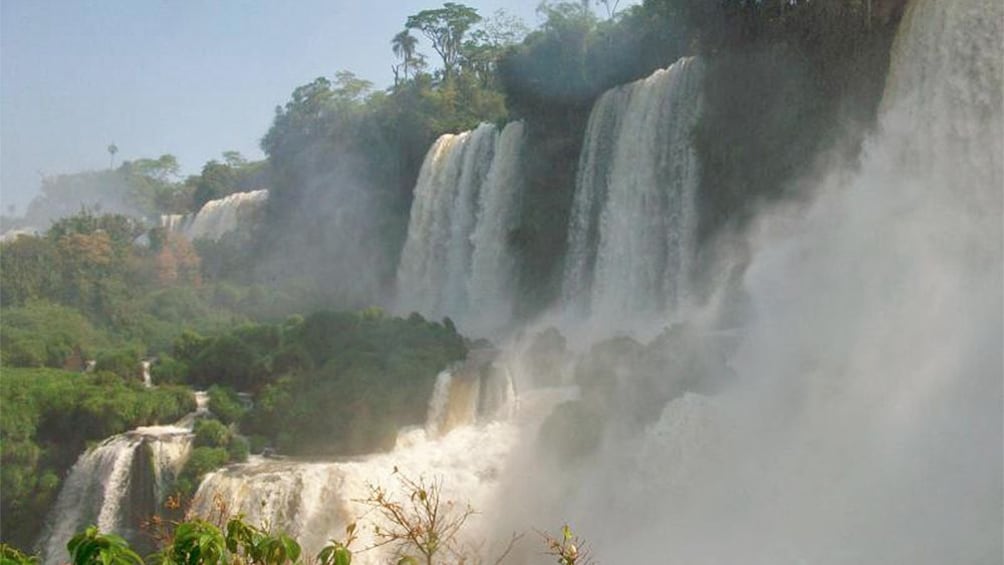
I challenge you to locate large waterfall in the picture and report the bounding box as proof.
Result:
[396,122,525,336]
[160,189,267,241]
[38,394,209,564]
[508,1,1003,563]
[562,58,703,330]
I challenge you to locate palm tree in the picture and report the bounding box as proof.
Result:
[391,30,418,81]
[107,143,118,169]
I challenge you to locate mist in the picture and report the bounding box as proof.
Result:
[5,0,1001,562]
[489,0,1003,563]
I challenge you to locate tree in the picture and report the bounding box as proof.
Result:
[392,30,420,83]
[405,3,482,80]
[107,143,118,169]
[222,150,247,168]
[332,71,373,104]
[361,472,476,565]
[193,160,238,210]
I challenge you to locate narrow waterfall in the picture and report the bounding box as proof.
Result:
[425,351,517,438]
[396,122,525,335]
[37,397,207,564]
[160,189,268,241]
[397,125,497,321]
[159,213,192,234]
[467,122,526,337]
[562,58,703,328]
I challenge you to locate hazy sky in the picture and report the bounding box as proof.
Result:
[1,0,610,213]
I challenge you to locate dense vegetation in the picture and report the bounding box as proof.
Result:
[164,309,466,455]
[0,204,466,549]
[0,368,194,549]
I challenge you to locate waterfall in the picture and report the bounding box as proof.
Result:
[426,353,519,438]
[396,122,525,335]
[160,189,267,241]
[523,1,1002,563]
[467,122,527,336]
[192,354,526,563]
[37,406,204,564]
[141,361,152,388]
[562,58,703,329]
[159,213,192,235]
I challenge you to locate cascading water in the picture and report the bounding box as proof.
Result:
[160,189,267,241]
[396,122,525,336]
[467,122,526,336]
[397,125,497,321]
[37,393,209,564]
[562,58,703,331]
[506,1,1002,563]
[191,357,525,563]
[159,213,192,235]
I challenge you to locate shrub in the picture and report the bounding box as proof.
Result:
[193,419,230,449]
[149,355,188,385]
[207,385,246,425]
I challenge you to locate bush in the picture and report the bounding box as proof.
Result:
[94,346,144,380]
[193,419,230,449]
[227,436,250,463]
[0,302,110,368]
[175,447,230,498]
[207,385,246,425]
[150,355,189,385]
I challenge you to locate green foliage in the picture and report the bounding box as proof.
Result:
[174,447,229,500]
[0,235,58,307]
[0,301,110,368]
[186,335,258,389]
[94,346,144,380]
[150,355,189,386]
[224,517,301,565]
[242,310,467,455]
[406,3,482,79]
[67,527,143,565]
[0,368,194,551]
[316,524,356,565]
[158,520,227,565]
[226,435,250,463]
[207,386,247,426]
[0,543,38,565]
[193,419,230,449]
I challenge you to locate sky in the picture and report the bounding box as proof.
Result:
[0,0,613,214]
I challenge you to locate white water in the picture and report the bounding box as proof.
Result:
[141,361,152,388]
[159,213,192,234]
[192,359,528,563]
[508,1,1003,563]
[38,397,207,564]
[396,122,525,336]
[562,58,703,332]
[160,189,267,241]
[467,122,527,337]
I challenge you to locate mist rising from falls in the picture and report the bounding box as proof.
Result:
[562,58,702,332]
[396,122,525,336]
[506,1,1002,563]
[191,358,525,563]
[160,189,267,241]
